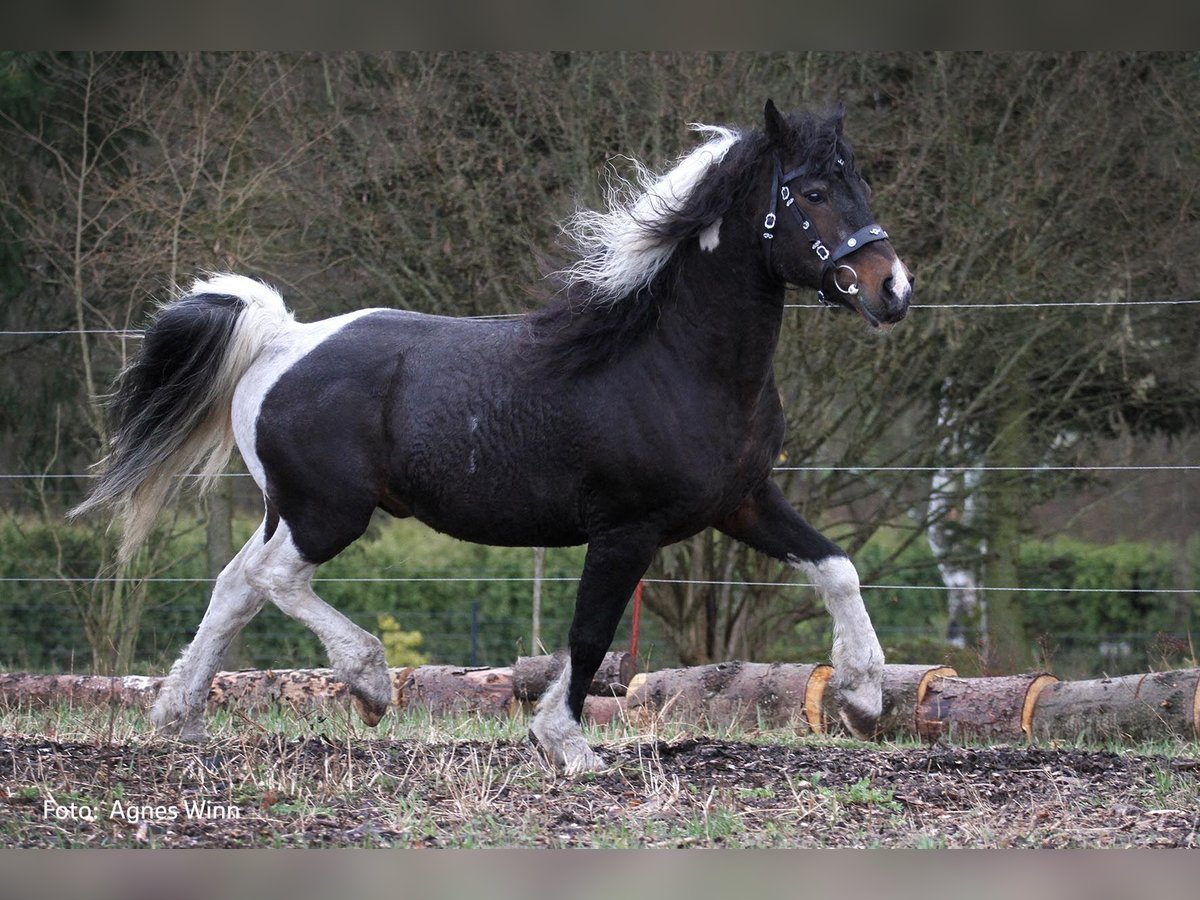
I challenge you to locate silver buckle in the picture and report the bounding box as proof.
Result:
[763,212,776,230]
[813,241,830,261]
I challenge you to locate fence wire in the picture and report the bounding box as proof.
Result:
[2,294,1198,338]
[2,295,1197,675]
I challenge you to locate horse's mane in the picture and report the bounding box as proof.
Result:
[527,108,854,374]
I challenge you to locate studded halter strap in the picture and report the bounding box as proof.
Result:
[761,157,889,306]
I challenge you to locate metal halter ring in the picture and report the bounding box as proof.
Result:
[833,263,860,296]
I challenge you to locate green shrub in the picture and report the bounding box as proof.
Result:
[2,511,1193,678]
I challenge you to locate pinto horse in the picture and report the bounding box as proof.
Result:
[73,101,911,772]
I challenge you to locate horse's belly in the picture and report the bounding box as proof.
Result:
[390,464,587,549]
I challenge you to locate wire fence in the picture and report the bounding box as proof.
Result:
[1,294,1197,678]
[2,294,1198,339]
[0,578,1189,680]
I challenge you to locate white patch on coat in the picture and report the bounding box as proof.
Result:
[698,217,722,252]
[232,308,382,491]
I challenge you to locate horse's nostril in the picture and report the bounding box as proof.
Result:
[883,276,896,297]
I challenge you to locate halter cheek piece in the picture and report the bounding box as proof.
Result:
[761,158,889,306]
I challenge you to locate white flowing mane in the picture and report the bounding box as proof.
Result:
[559,124,741,304]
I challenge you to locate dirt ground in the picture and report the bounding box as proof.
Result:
[3,733,1198,848]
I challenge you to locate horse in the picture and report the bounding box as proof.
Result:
[72,100,912,773]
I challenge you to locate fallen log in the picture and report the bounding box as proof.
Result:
[0,672,161,709]
[399,665,517,717]
[208,667,407,712]
[917,673,1058,743]
[512,651,637,700]
[582,695,628,727]
[1030,668,1200,742]
[822,664,957,738]
[625,661,833,732]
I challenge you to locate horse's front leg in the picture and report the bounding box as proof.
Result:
[531,527,658,774]
[719,480,884,738]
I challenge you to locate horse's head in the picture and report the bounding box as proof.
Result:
[760,100,912,328]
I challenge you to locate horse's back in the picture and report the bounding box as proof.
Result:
[237,308,588,557]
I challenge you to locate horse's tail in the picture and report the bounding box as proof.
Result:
[70,274,295,562]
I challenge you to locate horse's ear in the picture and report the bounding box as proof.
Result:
[832,101,846,136]
[764,99,788,147]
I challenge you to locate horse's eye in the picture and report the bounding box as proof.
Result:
[804,191,825,204]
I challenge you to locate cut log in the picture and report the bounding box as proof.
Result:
[398,665,516,717]
[0,673,161,709]
[625,661,833,732]
[207,667,403,712]
[1031,668,1200,742]
[582,695,628,727]
[917,673,1058,743]
[823,664,957,738]
[512,651,637,700]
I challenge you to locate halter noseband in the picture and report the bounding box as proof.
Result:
[761,158,889,306]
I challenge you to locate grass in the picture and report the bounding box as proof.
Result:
[0,699,1197,848]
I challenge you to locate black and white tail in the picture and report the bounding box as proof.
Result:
[70,274,294,561]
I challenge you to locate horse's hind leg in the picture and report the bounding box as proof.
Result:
[245,521,393,725]
[718,480,884,738]
[531,528,658,774]
[151,520,269,739]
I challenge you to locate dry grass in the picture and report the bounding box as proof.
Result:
[1,699,1197,848]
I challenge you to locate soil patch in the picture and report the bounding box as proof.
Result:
[3,736,1197,848]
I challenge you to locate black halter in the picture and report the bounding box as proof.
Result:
[761,157,889,306]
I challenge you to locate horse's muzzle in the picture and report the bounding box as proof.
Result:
[862,262,913,328]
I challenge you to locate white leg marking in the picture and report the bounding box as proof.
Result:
[247,525,394,725]
[698,217,722,252]
[530,660,603,774]
[791,555,884,737]
[151,523,268,739]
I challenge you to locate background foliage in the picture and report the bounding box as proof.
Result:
[1,52,1198,677]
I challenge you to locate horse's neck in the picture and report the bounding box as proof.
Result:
[658,241,786,398]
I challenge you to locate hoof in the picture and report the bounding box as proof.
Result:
[149,699,207,741]
[529,729,604,775]
[350,692,390,727]
[837,704,880,741]
[150,715,208,742]
[830,667,883,740]
[562,744,605,775]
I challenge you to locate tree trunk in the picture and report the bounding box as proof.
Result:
[205,478,244,668]
[582,695,627,726]
[0,672,161,709]
[531,546,545,654]
[917,673,1058,743]
[512,651,637,700]
[928,380,984,649]
[625,661,833,732]
[1031,669,1200,742]
[825,664,958,738]
[980,390,1034,674]
[399,665,516,717]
